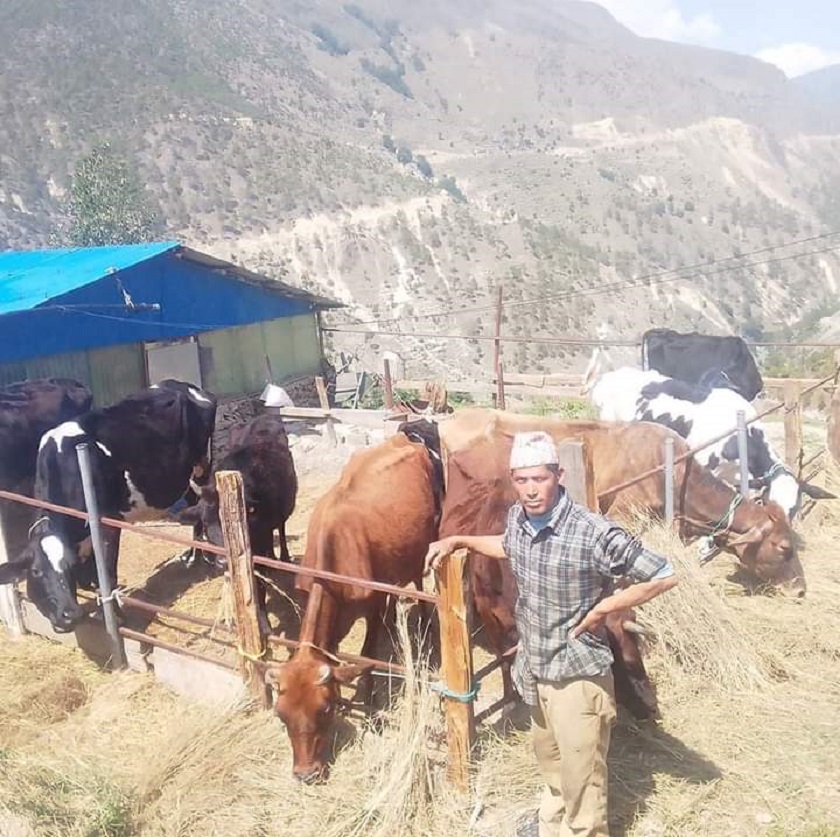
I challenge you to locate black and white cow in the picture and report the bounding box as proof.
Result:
[588,367,835,519]
[177,413,298,574]
[641,328,764,402]
[0,380,217,632]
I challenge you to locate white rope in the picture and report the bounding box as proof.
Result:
[27,515,49,539]
[97,586,124,608]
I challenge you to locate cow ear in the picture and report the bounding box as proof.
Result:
[0,560,29,584]
[800,482,837,500]
[332,664,371,685]
[727,521,771,547]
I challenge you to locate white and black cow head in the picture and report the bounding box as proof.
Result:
[0,517,85,632]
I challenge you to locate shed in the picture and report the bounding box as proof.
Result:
[0,241,341,407]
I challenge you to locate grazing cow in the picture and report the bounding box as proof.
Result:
[0,381,217,632]
[177,413,298,588]
[436,409,806,717]
[264,422,444,783]
[589,368,835,518]
[0,378,93,558]
[642,327,764,401]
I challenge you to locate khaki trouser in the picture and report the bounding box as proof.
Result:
[531,673,617,837]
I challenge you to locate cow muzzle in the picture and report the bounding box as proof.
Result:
[293,763,328,784]
[50,601,85,633]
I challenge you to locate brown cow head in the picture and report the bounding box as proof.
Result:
[722,501,805,597]
[264,653,369,783]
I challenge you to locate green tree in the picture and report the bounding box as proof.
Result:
[68,143,163,246]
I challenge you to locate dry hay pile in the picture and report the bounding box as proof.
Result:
[2,498,840,835]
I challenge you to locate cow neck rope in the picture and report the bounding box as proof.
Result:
[708,493,744,540]
[762,462,790,482]
[679,493,743,540]
[27,515,49,539]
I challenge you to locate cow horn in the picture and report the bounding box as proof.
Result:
[316,663,332,686]
[799,482,837,501]
[622,619,653,637]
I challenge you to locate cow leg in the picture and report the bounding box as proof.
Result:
[604,611,658,720]
[356,596,387,708]
[251,526,275,636]
[277,524,292,563]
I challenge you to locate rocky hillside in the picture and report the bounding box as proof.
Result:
[2,0,840,379]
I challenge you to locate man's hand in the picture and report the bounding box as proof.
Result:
[570,604,607,639]
[423,537,461,575]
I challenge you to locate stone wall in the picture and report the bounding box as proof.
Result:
[211,374,321,462]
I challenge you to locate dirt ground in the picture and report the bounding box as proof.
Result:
[2,412,840,836]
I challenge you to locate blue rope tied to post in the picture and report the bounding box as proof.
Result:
[762,462,791,482]
[431,680,481,704]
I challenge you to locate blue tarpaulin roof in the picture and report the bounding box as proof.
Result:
[0,242,340,364]
[0,241,180,315]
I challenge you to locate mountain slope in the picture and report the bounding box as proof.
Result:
[795,64,840,108]
[1,0,840,378]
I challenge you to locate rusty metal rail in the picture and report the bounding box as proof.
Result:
[0,487,227,557]
[119,627,238,671]
[266,634,408,676]
[119,594,234,634]
[253,554,438,604]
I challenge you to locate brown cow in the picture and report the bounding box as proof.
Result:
[437,409,803,715]
[264,426,443,783]
[829,385,840,468]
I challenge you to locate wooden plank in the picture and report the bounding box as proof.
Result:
[216,470,270,709]
[784,380,804,475]
[557,439,596,511]
[435,549,475,790]
[314,376,338,446]
[0,503,24,636]
[395,381,583,399]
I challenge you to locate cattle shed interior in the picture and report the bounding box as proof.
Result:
[0,242,341,406]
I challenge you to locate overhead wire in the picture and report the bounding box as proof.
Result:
[327,229,840,329]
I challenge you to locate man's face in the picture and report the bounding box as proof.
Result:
[511,465,564,516]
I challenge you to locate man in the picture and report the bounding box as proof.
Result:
[424,431,678,837]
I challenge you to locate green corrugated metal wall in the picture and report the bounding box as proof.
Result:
[199,313,321,396]
[0,344,145,403]
[89,344,147,405]
[0,312,323,403]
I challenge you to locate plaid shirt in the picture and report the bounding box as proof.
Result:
[502,488,668,705]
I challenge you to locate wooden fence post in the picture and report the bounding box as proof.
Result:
[784,380,803,476]
[315,376,337,447]
[436,549,475,790]
[383,358,395,410]
[492,285,503,409]
[496,362,506,411]
[216,470,270,709]
[0,504,24,636]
